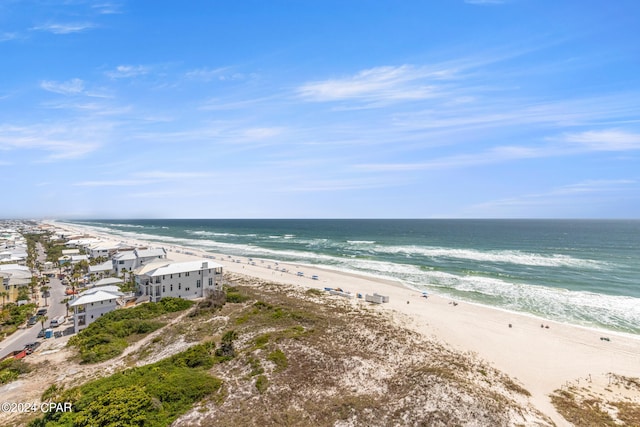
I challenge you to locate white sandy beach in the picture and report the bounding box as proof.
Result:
[53,222,640,426]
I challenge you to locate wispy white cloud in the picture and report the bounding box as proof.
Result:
[92,2,123,14]
[73,179,152,187]
[199,96,275,111]
[560,129,640,151]
[134,171,215,180]
[0,122,107,161]
[297,65,447,104]
[470,179,638,213]
[1,32,18,42]
[132,122,287,147]
[355,127,640,172]
[73,170,218,188]
[185,67,228,81]
[31,22,96,34]
[105,65,149,79]
[276,177,398,193]
[40,78,85,95]
[41,101,131,116]
[184,66,258,82]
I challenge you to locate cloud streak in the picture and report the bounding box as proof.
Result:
[31,23,96,34]
[470,179,638,214]
[40,78,86,95]
[0,122,107,161]
[355,128,640,172]
[106,65,149,79]
[297,65,448,105]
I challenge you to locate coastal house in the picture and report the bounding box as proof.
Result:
[134,259,223,302]
[86,242,123,259]
[69,286,123,333]
[0,247,27,264]
[65,238,100,249]
[111,247,167,275]
[0,264,32,303]
[70,254,89,264]
[134,248,167,266]
[88,259,114,277]
[112,251,137,274]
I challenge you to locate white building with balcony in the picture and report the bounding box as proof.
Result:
[69,286,123,333]
[135,259,223,302]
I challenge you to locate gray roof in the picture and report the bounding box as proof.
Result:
[113,251,136,261]
[135,248,166,258]
[93,277,123,287]
[143,259,223,277]
[89,260,113,273]
[69,290,121,307]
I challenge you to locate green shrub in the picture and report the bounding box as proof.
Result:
[42,384,63,401]
[68,299,192,363]
[215,330,238,361]
[0,358,31,384]
[267,348,288,372]
[248,357,264,377]
[254,333,270,349]
[30,347,223,427]
[255,375,268,394]
[170,342,215,369]
[225,287,249,303]
[73,385,154,427]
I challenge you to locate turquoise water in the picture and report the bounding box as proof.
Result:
[64,219,640,334]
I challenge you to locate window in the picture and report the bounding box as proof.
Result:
[208,278,213,286]
[162,285,165,293]
[185,272,190,277]
[178,283,181,290]
[170,284,173,292]
[196,280,201,288]
[119,260,124,264]
[178,273,181,278]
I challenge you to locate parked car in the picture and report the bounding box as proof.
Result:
[37,329,46,338]
[24,342,41,354]
[27,316,38,326]
[36,308,47,317]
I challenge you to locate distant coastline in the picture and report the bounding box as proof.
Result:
[55,218,640,335]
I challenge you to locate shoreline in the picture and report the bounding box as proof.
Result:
[51,219,639,339]
[48,220,640,425]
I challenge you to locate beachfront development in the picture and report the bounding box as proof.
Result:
[1,220,639,426]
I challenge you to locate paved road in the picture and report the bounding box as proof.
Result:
[0,244,72,360]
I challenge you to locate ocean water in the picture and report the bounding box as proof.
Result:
[64,219,640,334]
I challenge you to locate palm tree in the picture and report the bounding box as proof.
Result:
[0,291,8,310]
[30,276,39,300]
[38,315,48,331]
[41,285,51,306]
[61,297,70,317]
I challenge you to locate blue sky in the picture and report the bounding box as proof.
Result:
[1,0,639,219]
